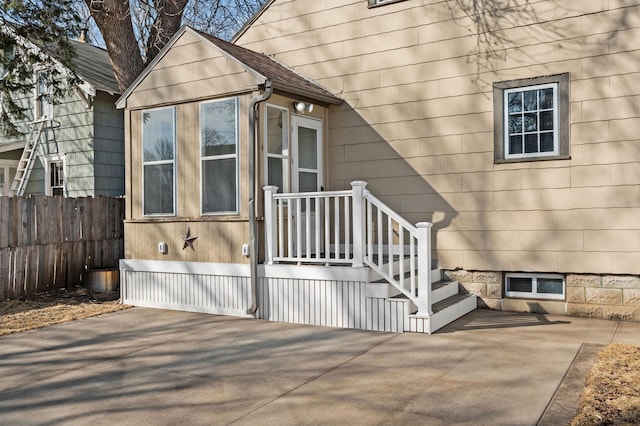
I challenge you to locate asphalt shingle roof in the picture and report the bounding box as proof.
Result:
[195,29,341,104]
[67,40,120,95]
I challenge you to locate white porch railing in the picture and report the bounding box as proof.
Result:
[263,181,433,317]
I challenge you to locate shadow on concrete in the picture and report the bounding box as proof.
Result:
[437,309,571,333]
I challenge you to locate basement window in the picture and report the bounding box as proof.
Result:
[505,273,565,300]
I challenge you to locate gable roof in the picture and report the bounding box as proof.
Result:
[116,26,341,109]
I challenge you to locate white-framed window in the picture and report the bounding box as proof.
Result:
[34,70,53,120]
[200,97,239,215]
[493,73,569,163]
[504,83,558,159]
[142,106,176,216]
[43,154,65,196]
[264,104,289,194]
[505,273,565,300]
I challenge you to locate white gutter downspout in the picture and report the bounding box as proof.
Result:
[247,79,273,315]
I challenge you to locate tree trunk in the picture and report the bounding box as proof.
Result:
[85,0,145,92]
[145,0,188,63]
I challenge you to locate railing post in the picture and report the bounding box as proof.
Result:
[416,222,433,317]
[263,185,278,265]
[351,181,367,267]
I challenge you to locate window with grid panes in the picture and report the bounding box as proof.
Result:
[493,73,570,163]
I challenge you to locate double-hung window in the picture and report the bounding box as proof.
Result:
[142,107,176,216]
[200,97,239,215]
[494,73,569,162]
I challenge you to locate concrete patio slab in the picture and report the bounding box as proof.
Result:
[1,308,638,425]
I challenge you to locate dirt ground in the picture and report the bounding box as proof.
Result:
[1,291,638,424]
[0,287,129,336]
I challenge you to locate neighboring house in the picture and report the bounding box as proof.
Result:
[117,0,640,333]
[0,32,124,197]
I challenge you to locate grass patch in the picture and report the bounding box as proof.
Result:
[572,343,640,425]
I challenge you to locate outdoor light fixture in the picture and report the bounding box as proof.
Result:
[293,101,314,113]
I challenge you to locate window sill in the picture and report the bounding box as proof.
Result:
[127,216,248,223]
[495,154,571,164]
[505,295,566,302]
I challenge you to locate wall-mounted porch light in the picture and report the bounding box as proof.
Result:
[293,101,314,113]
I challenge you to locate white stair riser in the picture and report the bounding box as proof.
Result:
[365,282,401,298]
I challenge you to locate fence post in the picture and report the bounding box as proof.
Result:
[351,181,367,267]
[263,186,278,265]
[416,222,433,317]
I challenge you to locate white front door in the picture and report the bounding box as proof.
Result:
[291,115,323,256]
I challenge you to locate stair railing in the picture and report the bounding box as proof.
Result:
[263,181,433,317]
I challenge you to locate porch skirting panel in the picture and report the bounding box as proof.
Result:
[120,260,252,317]
[119,260,421,332]
[258,277,368,329]
[257,264,374,330]
[365,297,410,333]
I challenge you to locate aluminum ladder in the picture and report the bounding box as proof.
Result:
[9,119,47,196]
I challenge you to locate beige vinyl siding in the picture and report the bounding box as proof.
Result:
[124,221,249,263]
[125,97,252,261]
[237,0,640,275]
[124,31,258,261]
[125,31,262,109]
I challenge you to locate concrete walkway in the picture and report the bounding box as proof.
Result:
[1,308,639,425]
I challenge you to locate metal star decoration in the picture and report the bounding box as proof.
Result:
[180,226,198,250]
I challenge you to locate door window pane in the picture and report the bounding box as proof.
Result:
[298,171,317,193]
[298,127,318,169]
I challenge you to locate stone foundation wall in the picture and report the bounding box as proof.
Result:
[444,270,640,322]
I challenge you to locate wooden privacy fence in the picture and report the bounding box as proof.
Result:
[0,195,124,301]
